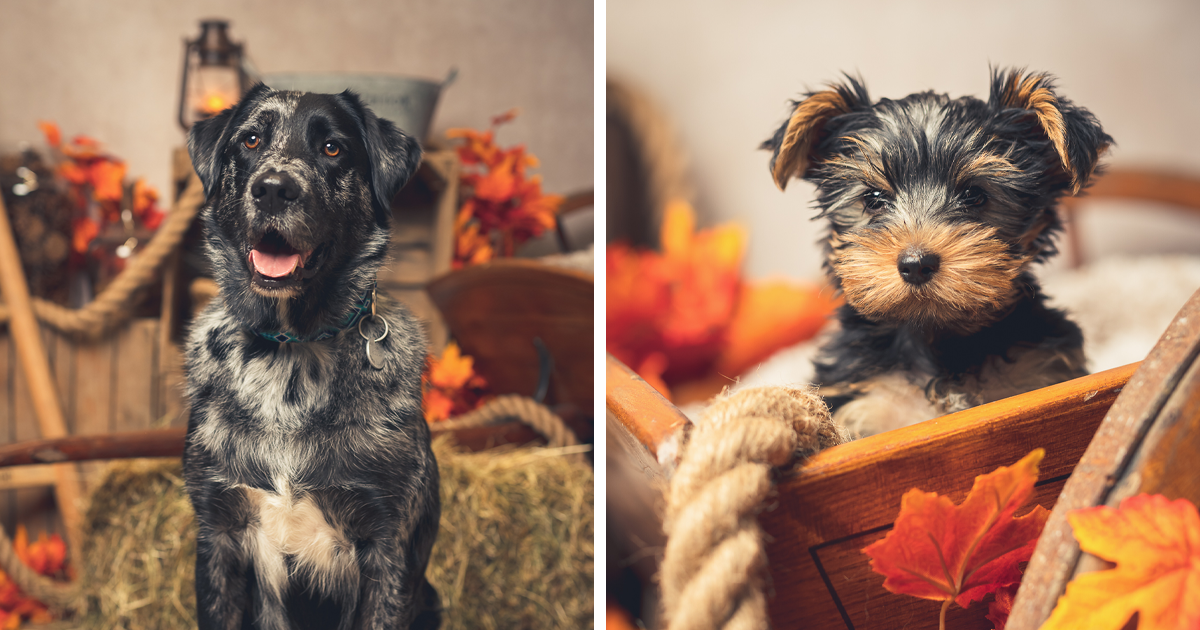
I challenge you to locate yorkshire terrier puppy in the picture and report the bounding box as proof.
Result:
[762,68,1112,437]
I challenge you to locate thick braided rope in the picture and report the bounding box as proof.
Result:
[0,173,205,338]
[660,386,847,630]
[434,394,579,448]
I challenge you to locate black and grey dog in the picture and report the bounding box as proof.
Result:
[763,68,1112,437]
[184,84,440,629]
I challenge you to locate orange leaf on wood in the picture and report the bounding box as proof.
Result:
[1041,493,1200,630]
[863,449,1050,611]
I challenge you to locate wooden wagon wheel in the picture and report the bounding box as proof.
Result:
[1008,287,1200,628]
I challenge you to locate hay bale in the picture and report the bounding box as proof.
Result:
[426,438,594,629]
[64,438,592,629]
[74,459,196,630]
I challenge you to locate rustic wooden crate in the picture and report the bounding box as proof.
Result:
[0,318,185,538]
[606,355,1139,629]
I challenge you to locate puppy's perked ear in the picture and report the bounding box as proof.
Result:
[989,69,1113,193]
[187,83,272,199]
[762,77,869,191]
[337,90,423,220]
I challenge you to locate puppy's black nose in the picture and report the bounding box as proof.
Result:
[897,250,940,285]
[251,172,301,211]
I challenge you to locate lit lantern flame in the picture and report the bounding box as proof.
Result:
[201,93,232,115]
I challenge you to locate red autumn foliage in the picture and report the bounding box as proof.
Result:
[863,449,1050,630]
[36,121,166,257]
[0,525,70,628]
[446,111,564,267]
[606,201,836,398]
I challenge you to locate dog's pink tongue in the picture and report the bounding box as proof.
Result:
[250,249,301,278]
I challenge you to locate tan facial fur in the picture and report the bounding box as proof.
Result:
[834,221,1030,332]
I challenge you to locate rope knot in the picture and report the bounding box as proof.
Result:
[660,385,847,630]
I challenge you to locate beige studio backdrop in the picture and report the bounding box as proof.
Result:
[608,0,1200,281]
[0,0,594,203]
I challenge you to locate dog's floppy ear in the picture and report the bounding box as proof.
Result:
[761,76,869,191]
[337,90,423,218]
[989,68,1112,193]
[188,83,271,199]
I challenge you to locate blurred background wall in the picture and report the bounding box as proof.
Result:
[0,0,593,201]
[608,0,1200,281]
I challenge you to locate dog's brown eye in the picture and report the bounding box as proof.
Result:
[863,190,889,211]
[244,134,261,150]
[961,186,988,207]
[323,143,340,157]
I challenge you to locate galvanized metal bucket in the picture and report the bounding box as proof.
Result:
[262,69,457,142]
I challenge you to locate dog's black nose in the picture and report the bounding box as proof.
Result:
[897,250,940,285]
[251,172,301,211]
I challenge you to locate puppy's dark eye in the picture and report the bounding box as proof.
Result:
[243,134,261,150]
[863,190,889,211]
[961,186,988,207]
[323,142,340,158]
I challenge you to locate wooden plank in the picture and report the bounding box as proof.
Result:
[0,194,84,544]
[159,341,187,427]
[0,465,59,491]
[113,319,156,432]
[12,327,56,537]
[605,354,689,459]
[606,409,670,607]
[0,427,187,466]
[0,334,14,534]
[73,334,116,490]
[425,151,460,276]
[50,327,74,434]
[0,420,544,470]
[73,337,115,436]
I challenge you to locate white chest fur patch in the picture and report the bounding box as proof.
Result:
[241,480,358,599]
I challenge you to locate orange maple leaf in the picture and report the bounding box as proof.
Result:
[37,121,61,149]
[423,342,490,423]
[89,159,127,204]
[428,342,476,390]
[1041,493,1200,630]
[863,449,1050,628]
[423,389,456,424]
